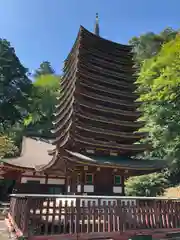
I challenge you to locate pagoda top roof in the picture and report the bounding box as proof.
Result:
[64,25,132,63]
[78,25,132,49]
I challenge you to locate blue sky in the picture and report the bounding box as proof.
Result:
[0,0,179,74]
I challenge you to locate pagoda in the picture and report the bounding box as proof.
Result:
[16,15,165,196]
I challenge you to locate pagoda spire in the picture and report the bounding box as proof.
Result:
[94,13,100,36]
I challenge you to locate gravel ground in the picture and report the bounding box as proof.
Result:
[0,220,14,240]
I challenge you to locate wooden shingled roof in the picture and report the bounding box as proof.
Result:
[38,149,167,173]
[51,26,148,157]
[64,151,166,170]
[0,137,55,170]
[0,137,166,173]
[37,25,167,173]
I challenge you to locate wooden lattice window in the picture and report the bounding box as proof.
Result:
[85,173,93,184]
[49,187,62,194]
[114,175,121,185]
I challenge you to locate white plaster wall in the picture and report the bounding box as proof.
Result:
[35,172,45,176]
[23,171,33,176]
[21,177,45,184]
[84,185,94,192]
[77,184,81,192]
[113,186,122,193]
[47,178,65,185]
[67,185,71,192]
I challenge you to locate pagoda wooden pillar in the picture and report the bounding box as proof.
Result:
[71,171,77,194]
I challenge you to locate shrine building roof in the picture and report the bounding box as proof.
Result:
[0,137,54,170]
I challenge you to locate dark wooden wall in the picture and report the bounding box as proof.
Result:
[68,166,125,196]
[13,183,66,194]
[94,168,125,195]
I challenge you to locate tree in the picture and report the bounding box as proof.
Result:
[0,135,18,158]
[24,74,60,138]
[0,134,17,201]
[129,27,178,64]
[0,121,24,152]
[137,34,180,178]
[125,173,169,197]
[33,61,55,77]
[0,39,32,126]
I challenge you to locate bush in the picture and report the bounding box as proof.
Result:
[125,172,169,197]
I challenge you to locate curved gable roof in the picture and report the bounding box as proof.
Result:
[1,137,54,170]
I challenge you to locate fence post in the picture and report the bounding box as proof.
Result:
[9,196,16,217]
[76,197,81,237]
[117,199,123,233]
[22,197,31,238]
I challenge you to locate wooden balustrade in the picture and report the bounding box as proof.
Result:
[8,194,180,238]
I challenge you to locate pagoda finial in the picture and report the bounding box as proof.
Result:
[94,13,100,36]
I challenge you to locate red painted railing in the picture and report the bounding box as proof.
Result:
[8,194,180,239]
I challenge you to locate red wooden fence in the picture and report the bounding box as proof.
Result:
[8,195,180,239]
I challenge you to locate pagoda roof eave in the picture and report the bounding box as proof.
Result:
[79,26,132,50]
[64,25,132,64]
[38,148,167,172]
[64,151,167,171]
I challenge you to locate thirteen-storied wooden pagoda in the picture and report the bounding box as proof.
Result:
[36,14,165,196]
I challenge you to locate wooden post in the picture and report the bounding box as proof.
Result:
[71,171,77,194]
[22,197,31,237]
[122,175,125,196]
[76,197,81,236]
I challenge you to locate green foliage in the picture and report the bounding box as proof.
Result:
[129,27,178,63]
[137,35,180,100]
[0,122,24,152]
[0,135,18,158]
[125,173,169,196]
[0,39,32,125]
[25,74,60,138]
[137,35,180,177]
[33,61,55,77]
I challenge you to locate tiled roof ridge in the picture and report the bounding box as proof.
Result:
[30,136,52,144]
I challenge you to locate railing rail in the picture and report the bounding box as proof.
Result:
[9,195,180,237]
[9,194,180,200]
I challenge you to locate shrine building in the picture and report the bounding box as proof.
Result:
[0,14,166,196]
